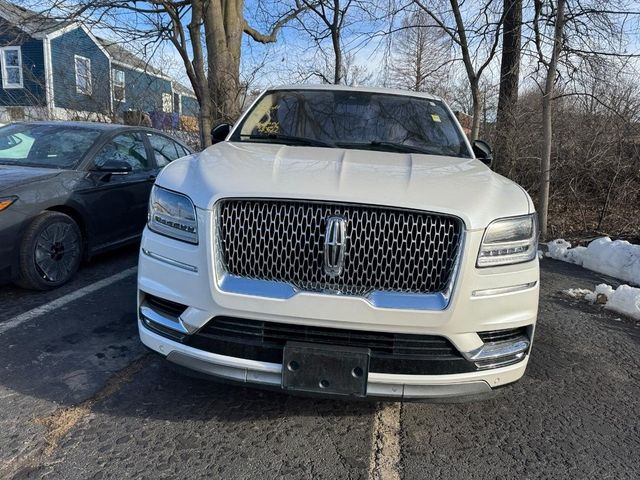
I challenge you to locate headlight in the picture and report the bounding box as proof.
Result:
[477,214,538,267]
[0,196,17,211]
[148,186,198,244]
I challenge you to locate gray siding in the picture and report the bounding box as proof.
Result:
[50,27,110,113]
[0,18,45,107]
[181,95,199,117]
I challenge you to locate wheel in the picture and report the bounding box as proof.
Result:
[16,212,82,290]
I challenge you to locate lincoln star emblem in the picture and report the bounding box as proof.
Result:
[323,216,347,277]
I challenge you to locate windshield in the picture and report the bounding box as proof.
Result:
[0,124,101,168]
[231,89,472,158]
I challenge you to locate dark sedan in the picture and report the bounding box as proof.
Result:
[0,121,192,290]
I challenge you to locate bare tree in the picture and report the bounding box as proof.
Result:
[494,0,522,171]
[412,0,506,140]
[297,0,352,84]
[388,9,452,94]
[534,0,566,239]
[527,0,640,238]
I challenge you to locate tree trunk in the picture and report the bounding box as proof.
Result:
[470,79,482,141]
[495,0,522,171]
[203,0,243,126]
[331,28,342,83]
[538,0,566,239]
[188,0,212,148]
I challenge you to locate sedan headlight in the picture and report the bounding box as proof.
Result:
[477,214,538,267]
[0,196,17,211]
[148,186,198,244]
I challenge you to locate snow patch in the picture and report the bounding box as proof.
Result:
[564,283,640,320]
[546,237,640,286]
[564,288,593,299]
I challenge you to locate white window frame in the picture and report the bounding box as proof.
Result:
[74,55,92,95]
[112,68,126,102]
[1,46,23,89]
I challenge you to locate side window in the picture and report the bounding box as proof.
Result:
[147,134,183,168]
[94,133,150,171]
[1,46,23,89]
[75,55,92,95]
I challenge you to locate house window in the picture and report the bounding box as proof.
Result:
[112,69,125,102]
[1,47,23,89]
[75,55,92,95]
[162,93,172,113]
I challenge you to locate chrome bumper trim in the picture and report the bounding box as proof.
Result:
[218,274,449,311]
[142,248,198,272]
[165,350,493,399]
[472,282,537,297]
[462,335,530,370]
[139,304,191,335]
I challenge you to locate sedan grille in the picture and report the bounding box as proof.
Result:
[216,199,463,296]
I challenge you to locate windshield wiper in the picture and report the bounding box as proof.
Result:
[335,141,438,155]
[243,133,334,148]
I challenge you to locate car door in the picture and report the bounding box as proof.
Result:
[82,131,157,248]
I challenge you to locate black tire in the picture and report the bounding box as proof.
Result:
[16,212,83,290]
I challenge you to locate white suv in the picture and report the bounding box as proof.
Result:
[137,85,539,399]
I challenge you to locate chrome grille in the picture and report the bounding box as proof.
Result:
[216,199,463,296]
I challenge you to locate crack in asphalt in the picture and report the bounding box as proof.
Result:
[0,354,151,479]
[368,402,402,480]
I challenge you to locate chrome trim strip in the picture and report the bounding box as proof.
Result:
[142,248,198,273]
[164,350,493,399]
[366,290,448,310]
[462,335,530,363]
[140,304,191,334]
[219,275,298,300]
[472,281,537,297]
[219,273,451,310]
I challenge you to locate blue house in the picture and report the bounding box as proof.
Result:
[0,0,199,124]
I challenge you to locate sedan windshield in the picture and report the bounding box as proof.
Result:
[231,89,472,158]
[0,124,101,168]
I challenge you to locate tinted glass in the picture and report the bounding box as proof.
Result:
[147,134,182,167]
[233,90,471,158]
[0,124,100,168]
[94,133,149,171]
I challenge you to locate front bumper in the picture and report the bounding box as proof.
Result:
[139,318,529,399]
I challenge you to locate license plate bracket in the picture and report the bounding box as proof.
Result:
[282,342,370,397]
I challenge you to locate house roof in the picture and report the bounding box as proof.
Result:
[0,0,68,37]
[173,81,196,98]
[96,37,167,79]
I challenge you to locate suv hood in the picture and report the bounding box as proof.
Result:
[158,142,532,230]
[0,165,61,193]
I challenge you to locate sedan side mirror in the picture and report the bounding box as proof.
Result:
[95,159,132,174]
[211,123,232,145]
[472,140,493,167]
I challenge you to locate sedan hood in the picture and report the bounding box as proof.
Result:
[157,142,532,230]
[0,165,62,193]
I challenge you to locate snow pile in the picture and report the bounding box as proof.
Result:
[564,283,640,320]
[546,237,640,286]
[602,284,640,320]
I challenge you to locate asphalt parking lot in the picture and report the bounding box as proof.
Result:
[0,245,639,479]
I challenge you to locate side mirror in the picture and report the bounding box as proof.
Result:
[211,123,232,145]
[95,159,132,174]
[472,139,493,167]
